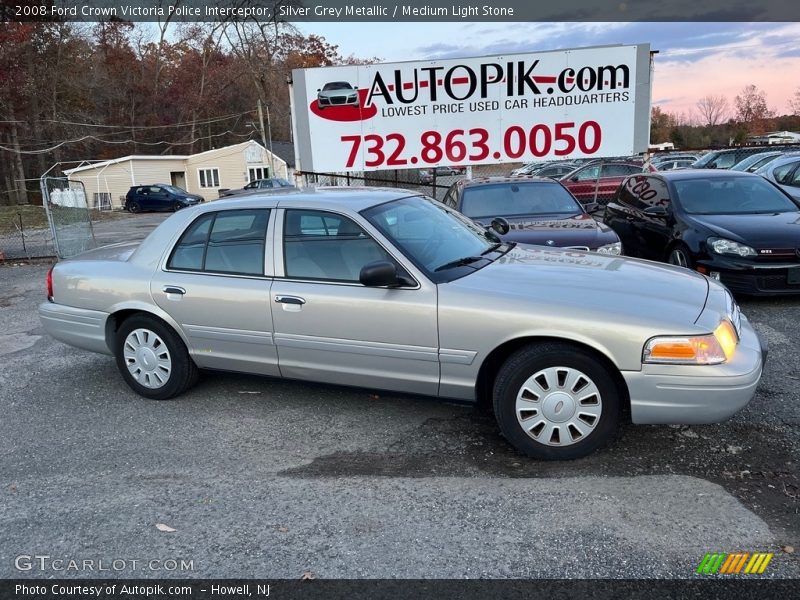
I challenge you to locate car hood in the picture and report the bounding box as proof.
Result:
[688,211,800,247]
[319,89,355,97]
[450,245,710,325]
[473,213,618,248]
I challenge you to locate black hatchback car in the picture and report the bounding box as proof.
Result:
[124,184,204,213]
[604,170,800,295]
[442,176,622,254]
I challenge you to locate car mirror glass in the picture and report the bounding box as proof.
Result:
[490,217,510,235]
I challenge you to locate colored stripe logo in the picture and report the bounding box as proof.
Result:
[696,552,773,574]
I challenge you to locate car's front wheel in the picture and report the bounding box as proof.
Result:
[114,315,198,400]
[667,244,693,269]
[493,342,621,460]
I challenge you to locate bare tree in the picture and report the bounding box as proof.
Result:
[696,95,729,126]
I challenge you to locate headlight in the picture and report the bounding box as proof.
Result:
[596,241,622,255]
[643,319,738,365]
[708,237,756,257]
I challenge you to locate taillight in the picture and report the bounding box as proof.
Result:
[46,266,54,302]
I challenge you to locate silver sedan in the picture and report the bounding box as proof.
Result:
[39,189,765,460]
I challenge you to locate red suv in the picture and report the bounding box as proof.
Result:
[559,162,654,203]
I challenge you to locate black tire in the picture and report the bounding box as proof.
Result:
[667,244,693,270]
[128,201,141,214]
[172,201,182,212]
[114,314,198,400]
[493,342,622,460]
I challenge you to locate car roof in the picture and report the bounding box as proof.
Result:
[763,154,800,168]
[648,169,762,181]
[459,176,556,188]
[194,187,421,213]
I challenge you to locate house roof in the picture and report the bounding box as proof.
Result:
[64,140,293,175]
[270,141,296,168]
[64,155,188,175]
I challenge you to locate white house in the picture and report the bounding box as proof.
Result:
[64,141,294,209]
[746,131,800,145]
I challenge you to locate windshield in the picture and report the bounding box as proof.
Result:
[691,153,718,168]
[674,176,799,215]
[460,182,582,219]
[362,196,498,274]
[747,154,782,172]
[323,82,352,91]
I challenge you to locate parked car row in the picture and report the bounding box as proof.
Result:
[124,179,297,212]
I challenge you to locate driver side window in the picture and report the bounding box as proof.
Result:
[283,210,391,282]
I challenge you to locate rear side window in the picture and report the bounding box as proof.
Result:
[168,209,270,276]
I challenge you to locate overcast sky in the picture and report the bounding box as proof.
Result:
[297,22,800,118]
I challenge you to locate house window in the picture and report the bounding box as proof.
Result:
[248,166,269,182]
[198,168,220,188]
[93,192,112,210]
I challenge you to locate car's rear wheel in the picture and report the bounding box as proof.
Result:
[128,201,141,214]
[667,245,693,269]
[115,315,198,400]
[493,342,621,460]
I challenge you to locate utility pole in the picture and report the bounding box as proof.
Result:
[258,99,277,179]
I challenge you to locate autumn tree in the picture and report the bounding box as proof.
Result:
[790,88,800,116]
[649,106,675,143]
[696,95,729,126]
[734,85,774,132]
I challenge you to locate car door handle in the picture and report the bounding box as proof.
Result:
[275,295,305,305]
[163,286,186,295]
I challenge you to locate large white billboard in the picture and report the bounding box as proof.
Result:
[290,44,652,173]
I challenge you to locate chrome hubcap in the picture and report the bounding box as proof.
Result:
[123,328,172,389]
[515,366,602,446]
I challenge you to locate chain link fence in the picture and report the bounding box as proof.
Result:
[297,144,800,209]
[298,159,640,206]
[0,206,58,260]
[40,177,97,259]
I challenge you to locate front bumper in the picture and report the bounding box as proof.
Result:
[39,302,112,355]
[318,95,359,107]
[696,255,800,295]
[623,313,765,425]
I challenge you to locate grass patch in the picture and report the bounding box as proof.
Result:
[0,205,125,234]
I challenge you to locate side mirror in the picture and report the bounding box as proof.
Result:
[584,202,601,214]
[360,261,401,287]
[490,217,510,235]
[643,205,669,218]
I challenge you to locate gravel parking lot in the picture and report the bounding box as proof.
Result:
[0,214,798,579]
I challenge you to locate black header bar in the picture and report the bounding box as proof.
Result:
[3,0,800,22]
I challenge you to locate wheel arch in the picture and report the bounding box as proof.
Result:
[474,336,631,420]
[105,304,189,354]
